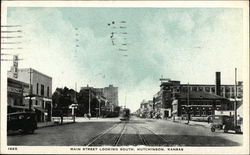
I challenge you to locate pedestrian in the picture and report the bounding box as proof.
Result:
[87,113,91,120]
[237,115,242,125]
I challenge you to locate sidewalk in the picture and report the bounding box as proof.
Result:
[172,119,211,128]
[75,117,120,122]
[37,120,75,128]
[37,117,119,128]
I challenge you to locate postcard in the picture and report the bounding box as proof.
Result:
[1,0,249,154]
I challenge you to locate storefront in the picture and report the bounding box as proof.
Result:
[30,96,52,122]
[7,78,29,113]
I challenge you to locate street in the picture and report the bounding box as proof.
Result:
[8,117,242,146]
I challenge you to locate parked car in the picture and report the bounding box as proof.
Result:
[210,115,241,133]
[7,112,37,133]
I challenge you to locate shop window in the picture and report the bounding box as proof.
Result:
[201,110,206,116]
[195,110,200,116]
[207,110,212,115]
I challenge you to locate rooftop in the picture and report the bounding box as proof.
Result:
[176,92,227,100]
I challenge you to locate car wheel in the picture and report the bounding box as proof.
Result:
[211,127,215,132]
[30,129,35,134]
[235,128,241,134]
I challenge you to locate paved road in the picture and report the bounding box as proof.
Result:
[8,117,242,146]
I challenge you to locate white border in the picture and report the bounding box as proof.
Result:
[1,1,249,154]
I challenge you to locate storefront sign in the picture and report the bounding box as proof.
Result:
[7,86,22,94]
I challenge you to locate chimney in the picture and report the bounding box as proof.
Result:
[215,72,221,96]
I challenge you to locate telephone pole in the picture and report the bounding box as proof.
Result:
[187,82,190,124]
[28,68,33,111]
[234,68,237,127]
[88,87,91,116]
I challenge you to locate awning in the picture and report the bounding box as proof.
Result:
[24,96,52,102]
[34,107,47,113]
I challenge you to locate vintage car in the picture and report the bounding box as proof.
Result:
[210,115,241,133]
[7,112,37,133]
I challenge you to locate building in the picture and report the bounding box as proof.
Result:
[152,72,243,119]
[172,91,230,120]
[8,68,52,122]
[103,85,119,106]
[81,84,119,107]
[138,100,154,118]
[7,78,30,113]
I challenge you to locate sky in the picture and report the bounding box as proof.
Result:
[5,7,244,112]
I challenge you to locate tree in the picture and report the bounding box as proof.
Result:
[52,87,78,116]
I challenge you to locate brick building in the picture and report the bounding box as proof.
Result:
[152,72,243,119]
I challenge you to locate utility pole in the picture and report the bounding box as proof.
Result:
[88,87,91,116]
[73,82,77,122]
[187,82,190,124]
[234,68,237,127]
[124,93,127,108]
[29,68,32,111]
[99,97,101,117]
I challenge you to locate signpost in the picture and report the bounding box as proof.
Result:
[69,104,78,122]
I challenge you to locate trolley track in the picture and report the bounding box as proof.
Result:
[86,121,127,146]
[86,120,171,146]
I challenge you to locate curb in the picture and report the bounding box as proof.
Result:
[37,122,76,129]
[172,120,210,128]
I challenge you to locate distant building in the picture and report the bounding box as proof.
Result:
[8,68,52,122]
[103,85,119,106]
[138,100,154,118]
[81,84,119,107]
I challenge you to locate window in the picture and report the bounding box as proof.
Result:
[47,86,49,97]
[36,83,39,95]
[199,87,203,91]
[211,87,215,93]
[205,87,210,92]
[221,87,224,92]
[192,87,197,91]
[231,87,234,92]
[41,84,44,96]
[238,87,243,92]
[182,87,188,92]
[36,100,38,105]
